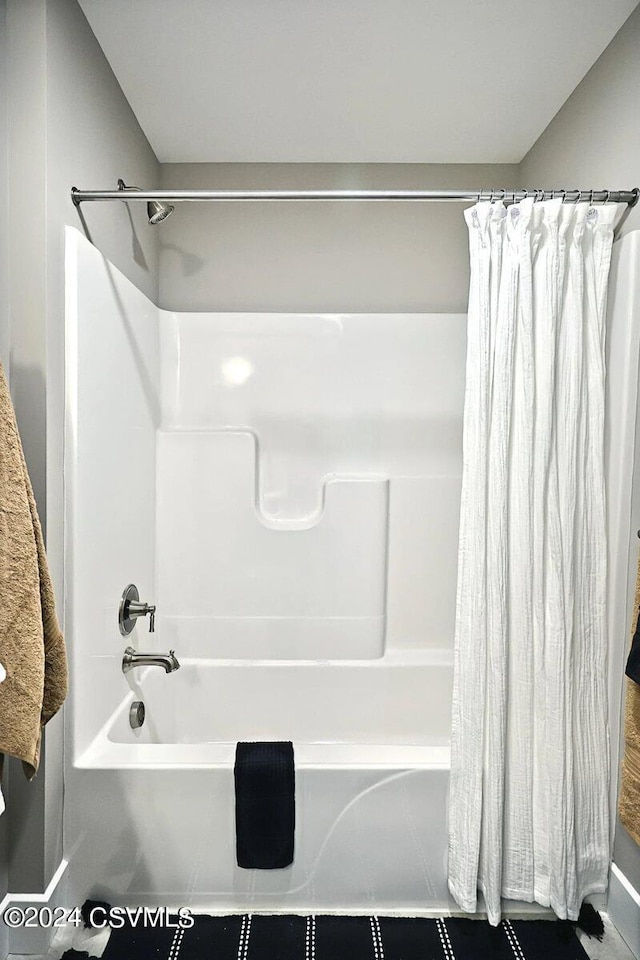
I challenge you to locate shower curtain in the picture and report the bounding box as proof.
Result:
[448,197,620,925]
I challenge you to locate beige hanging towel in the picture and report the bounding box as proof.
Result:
[619,550,640,845]
[0,359,67,779]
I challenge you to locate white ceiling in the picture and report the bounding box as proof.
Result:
[78,0,638,164]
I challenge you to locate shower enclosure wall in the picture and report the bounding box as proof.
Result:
[63,225,639,914]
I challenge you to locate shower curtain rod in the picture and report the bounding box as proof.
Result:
[72,186,639,206]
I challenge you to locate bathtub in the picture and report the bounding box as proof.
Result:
[64,235,463,915]
[65,652,456,914]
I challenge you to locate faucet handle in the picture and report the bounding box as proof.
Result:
[130,602,156,632]
[119,584,157,636]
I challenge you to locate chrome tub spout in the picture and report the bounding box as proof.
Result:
[122,646,180,674]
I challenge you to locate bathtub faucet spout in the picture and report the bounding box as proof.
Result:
[122,646,180,674]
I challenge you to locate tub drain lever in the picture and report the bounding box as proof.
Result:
[119,583,156,636]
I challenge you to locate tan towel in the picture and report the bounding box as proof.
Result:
[0,359,67,779]
[619,551,640,844]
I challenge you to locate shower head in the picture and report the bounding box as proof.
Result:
[117,179,174,225]
[147,199,175,224]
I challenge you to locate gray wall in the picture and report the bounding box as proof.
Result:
[5,1,50,904]
[159,163,517,313]
[3,0,160,908]
[520,1,640,890]
[520,4,640,238]
[158,0,640,316]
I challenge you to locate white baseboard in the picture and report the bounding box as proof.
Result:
[0,858,69,957]
[609,862,640,958]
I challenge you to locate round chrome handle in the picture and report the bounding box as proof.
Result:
[119,585,156,635]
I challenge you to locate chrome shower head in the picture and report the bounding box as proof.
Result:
[147,199,175,224]
[117,179,174,225]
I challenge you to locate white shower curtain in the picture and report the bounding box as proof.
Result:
[448,197,620,925]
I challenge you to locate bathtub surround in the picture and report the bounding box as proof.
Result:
[155,307,464,661]
[449,199,620,924]
[154,307,466,660]
[64,228,455,913]
[0,359,67,779]
[64,228,159,763]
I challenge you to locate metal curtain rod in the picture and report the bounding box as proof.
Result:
[71,186,639,206]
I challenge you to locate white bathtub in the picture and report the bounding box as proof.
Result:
[96,653,452,750]
[65,653,456,914]
[64,238,463,915]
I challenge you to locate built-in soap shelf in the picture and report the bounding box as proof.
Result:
[157,426,387,531]
[156,431,388,659]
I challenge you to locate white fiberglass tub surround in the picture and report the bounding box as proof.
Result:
[64,227,462,912]
[155,307,465,662]
[64,227,638,914]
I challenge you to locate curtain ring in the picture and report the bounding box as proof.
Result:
[572,188,581,203]
[604,189,611,204]
[560,189,567,204]
[589,188,594,204]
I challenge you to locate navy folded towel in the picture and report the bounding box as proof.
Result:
[626,606,640,685]
[234,741,295,869]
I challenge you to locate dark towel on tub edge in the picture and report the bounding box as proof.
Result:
[234,741,295,869]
